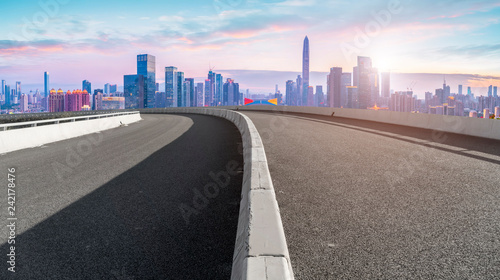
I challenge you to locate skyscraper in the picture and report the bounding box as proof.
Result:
[341,73,352,107]
[458,85,463,95]
[223,78,240,106]
[494,86,498,98]
[44,72,49,98]
[165,66,178,107]
[204,79,211,106]
[137,54,156,108]
[488,85,493,97]
[176,71,185,107]
[356,56,373,109]
[216,73,223,106]
[196,82,204,107]
[82,80,91,99]
[15,82,21,99]
[381,72,390,98]
[1,80,5,104]
[207,70,216,106]
[124,74,145,109]
[315,85,324,106]
[286,80,296,106]
[327,67,342,108]
[302,36,310,106]
[185,78,195,107]
[5,85,11,106]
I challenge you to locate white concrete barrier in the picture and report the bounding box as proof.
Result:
[139,108,294,280]
[235,105,500,141]
[0,112,141,154]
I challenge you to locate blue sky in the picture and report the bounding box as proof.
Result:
[1,0,500,95]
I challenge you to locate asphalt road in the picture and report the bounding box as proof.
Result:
[241,110,500,280]
[0,114,243,279]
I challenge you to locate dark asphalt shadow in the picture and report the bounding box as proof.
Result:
[240,110,500,165]
[0,114,243,280]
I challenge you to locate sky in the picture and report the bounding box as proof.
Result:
[1,0,500,97]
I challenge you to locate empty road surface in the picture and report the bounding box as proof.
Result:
[241,110,500,280]
[0,114,243,279]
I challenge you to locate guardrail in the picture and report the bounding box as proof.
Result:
[0,111,140,131]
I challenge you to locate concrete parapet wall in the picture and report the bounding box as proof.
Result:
[0,112,142,154]
[236,105,500,140]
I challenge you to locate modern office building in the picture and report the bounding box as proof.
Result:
[165,66,177,107]
[302,36,310,106]
[356,56,373,109]
[20,94,28,112]
[223,78,240,106]
[176,72,185,107]
[196,82,204,107]
[44,72,49,98]
[346,86,358,108]
[82,80,91,97]
[458,85,463,95]
[204,79,211,106]
[4,85,11,106]
[216,73,223,106]
[185,78,195,107]
[381,72,390,98]
[493,86,498,98]
[124,74,145,109]
[327,67,342,108]
[137,54,156,108]
[286,80,297,106]
[341,72,352,107]
[15,82,21,99]
[315,85,324,106]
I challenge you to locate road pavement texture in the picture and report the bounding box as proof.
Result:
[241,110,500,279]
[0,114,243,279]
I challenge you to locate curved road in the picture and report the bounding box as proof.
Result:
[241,110,500,280]
[0,114,243,279]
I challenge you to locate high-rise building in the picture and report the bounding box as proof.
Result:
[467,86,472,96]
[286,80,296,106]
[296,74,302,105]
[307,86,314,106]
[494,86,498,98]
[185,78,195,107]
[15,82,21,99]
[458,85,463,95]
[346,86,358,108]
[20,94,28,112]
[356,56,373,109]
[302,36,310,106]
[216,73,223,106]
[49,89,65,112]
[137,54,156,108]
[488,85,493,97]
[341,73,352,107]
[381,72,390,98]
[1,80,5,105]
[315,85,324,106]
[327,67,342,108]
[110,84,117,94]
[4,85,11,106]
[223,78,240,106]
[44,72,49,98]
[104,83,111,95]
[82,80,91,97]
[207,71,217,106]
[165,66,178,107]
[204,79,211,106]
[195,82,204,107]
[176,72,185,107]
[94,91,103,111]
[124,74,145,109]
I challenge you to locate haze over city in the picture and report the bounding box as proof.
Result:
[1,0,500,96]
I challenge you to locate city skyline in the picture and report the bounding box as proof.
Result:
[1,0,500,94]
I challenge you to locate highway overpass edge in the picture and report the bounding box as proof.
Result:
[139,108,294,280]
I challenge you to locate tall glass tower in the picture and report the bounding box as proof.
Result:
[302,36,309,106]
[165,67,177,107]
[137,54,156,108]
[44,72,49,98]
